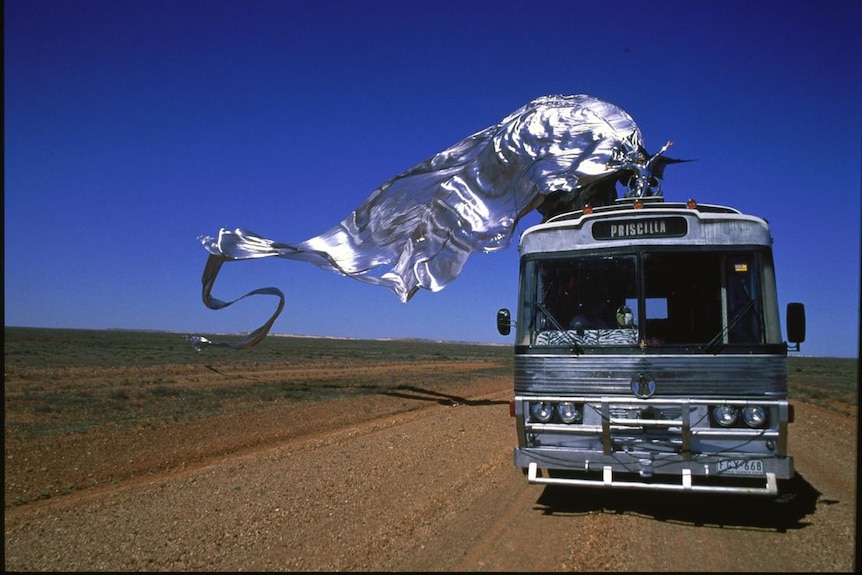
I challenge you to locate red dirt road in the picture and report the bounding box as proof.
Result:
[4,365,857,571]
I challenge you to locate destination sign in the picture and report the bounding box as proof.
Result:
[592,216,688,240]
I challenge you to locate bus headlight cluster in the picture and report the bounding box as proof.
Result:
[557,402,582,423]
[529,401,583,424]
[712,405,738,427]
[711,405,768,428]
[741,406,767,427]
[529,402,554,423]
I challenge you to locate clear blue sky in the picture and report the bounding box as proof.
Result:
[5,0,860,358]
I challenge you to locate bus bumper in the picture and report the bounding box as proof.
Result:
[515,448,794,496]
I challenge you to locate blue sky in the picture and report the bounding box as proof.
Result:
[5,0,860,358]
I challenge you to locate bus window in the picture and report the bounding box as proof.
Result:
[726,255,763,343]
[530,256,638,347]
[646,298,667,318]
[643,252,722,345]
[625,297,639,326]
[644,297,668,344]
[643,251,766,348]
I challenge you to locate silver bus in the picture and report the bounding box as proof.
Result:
[497,197,806,495]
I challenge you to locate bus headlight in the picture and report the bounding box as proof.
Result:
[742,406,767,428]
[557,402,582,424]
[530,402,554,423]
[712,405,738,427]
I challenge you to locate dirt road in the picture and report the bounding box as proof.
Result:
[4,364,856,572]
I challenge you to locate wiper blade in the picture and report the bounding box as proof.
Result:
[537,301,583,354]
[704,299,756,353]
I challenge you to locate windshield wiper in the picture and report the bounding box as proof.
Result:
[537,301,583,354]
[704,299,756,354]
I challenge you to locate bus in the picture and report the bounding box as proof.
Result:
[496,196,806,495]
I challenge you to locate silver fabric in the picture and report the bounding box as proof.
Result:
[194,94,653,349]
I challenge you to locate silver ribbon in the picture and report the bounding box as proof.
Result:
[193,94,654,349]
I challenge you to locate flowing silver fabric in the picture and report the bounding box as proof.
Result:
[194,94,656,349]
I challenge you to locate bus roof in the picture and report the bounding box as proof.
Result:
[520,198,772,254]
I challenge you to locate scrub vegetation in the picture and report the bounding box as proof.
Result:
[5,328,854,441]
[787,355,858,416]
[4,327,513,440]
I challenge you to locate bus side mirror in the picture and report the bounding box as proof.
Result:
[497,308,511,336]
[786,302,806,351]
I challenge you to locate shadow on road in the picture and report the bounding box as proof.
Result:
[382,385,509,407]
[534,472,824,532]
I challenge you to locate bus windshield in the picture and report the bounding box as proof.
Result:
[524,250,772,351]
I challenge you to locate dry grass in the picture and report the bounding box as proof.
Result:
[3,327,512,439]
[787,355,858,417]
[4,327,856,441]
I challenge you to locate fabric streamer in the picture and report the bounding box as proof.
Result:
[193,94,676,350]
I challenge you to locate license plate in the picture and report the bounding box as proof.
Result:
[716,459,764,476]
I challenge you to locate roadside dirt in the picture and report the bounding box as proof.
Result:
[4,359,857,571]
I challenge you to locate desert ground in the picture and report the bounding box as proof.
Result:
[4,328,857,571]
